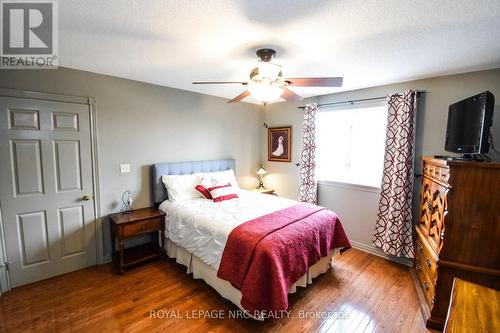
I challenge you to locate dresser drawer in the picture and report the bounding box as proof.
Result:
[428,182,448,253]
[415,260,435,307]
[418,178,433,237]
[423,161,450,184]
[122,217,161,237]
[415,235,437,283]
[415,233,438,308]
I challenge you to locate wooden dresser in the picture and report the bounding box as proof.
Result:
[411,156,500,330]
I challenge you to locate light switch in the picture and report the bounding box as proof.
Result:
[120,163,130,173]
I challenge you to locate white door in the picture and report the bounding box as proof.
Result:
[0,96,97,288]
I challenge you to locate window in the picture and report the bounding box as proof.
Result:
[316,102,387,188]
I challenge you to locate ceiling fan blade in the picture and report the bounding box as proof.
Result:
[286,77,343,87]
[281,88,303,102]
[193,81,247,85]
[228,90,250,103]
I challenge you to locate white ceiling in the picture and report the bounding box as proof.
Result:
[59,0,500,104]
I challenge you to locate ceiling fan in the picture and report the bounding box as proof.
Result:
[193,48,343,104]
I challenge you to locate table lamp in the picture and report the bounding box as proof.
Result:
[121,190,133,214]
[256,166,266,189]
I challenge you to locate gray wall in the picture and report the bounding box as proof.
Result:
[258,97,319,198]
[0,67,262,259]
[261,68,500,259]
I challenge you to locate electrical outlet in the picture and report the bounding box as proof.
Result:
[120,163,130,173]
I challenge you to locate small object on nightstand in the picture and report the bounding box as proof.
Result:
[256,166,267,189]
[121,190,133,214]
[252,188,275,195]
[108,207,165,274]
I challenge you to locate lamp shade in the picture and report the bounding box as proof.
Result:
[256,167,266,175]
[248,80,283,103]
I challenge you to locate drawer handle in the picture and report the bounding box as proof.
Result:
[425,258,432,269]
[417,244,423,252]
[415,264,422,271]
[441,230,445,240]
[141,225,153,231]
[423,282,429,291]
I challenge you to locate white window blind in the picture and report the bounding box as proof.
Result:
[316,102,388,188]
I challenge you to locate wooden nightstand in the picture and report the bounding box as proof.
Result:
[108,207,165,274]
[252,188,276,195]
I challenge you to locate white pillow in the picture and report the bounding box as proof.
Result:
[207,183,239,202]
[196,169,239,189]
[162,174,201,201]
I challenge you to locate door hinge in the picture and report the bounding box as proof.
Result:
[0,261,12,271]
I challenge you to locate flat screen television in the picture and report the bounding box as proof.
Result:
[444,91,495,157]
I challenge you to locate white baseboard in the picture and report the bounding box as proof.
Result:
[102,254,112,264]
[350,240,413,267]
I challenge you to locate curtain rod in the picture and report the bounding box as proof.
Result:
[297,91,427,109]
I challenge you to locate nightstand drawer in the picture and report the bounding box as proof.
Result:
[123,217,161,237]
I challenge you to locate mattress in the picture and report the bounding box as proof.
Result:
[158,190,296,270]
[165,239,334,319]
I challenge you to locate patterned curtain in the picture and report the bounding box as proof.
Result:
[373,90,418,259]
[298,103,319,204]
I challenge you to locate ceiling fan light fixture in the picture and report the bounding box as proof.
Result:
[248,80,283,104]
[193,48,343,104]
[257,61,282,81]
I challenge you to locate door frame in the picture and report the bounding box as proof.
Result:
[0,88,103,292]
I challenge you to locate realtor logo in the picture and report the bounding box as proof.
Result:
[1,0,58,68]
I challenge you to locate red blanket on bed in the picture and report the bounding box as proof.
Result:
[217,203,350,315]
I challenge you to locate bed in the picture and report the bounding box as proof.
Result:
[152,159,350,319]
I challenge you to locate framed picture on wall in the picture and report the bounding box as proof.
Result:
[268,126,292,162]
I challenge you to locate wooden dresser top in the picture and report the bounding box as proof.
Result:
[423,156,500,169]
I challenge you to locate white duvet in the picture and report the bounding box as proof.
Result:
[159,190,296,270]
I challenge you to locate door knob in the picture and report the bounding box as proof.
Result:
[82,195,91,201]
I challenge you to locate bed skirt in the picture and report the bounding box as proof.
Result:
[165,238,335,320]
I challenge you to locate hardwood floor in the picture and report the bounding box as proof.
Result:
[0,249,431,333]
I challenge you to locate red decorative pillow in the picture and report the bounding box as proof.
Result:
[195,184,212,199]
[208,184,239,202]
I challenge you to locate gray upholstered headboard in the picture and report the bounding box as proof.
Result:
[151,159,236,207]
